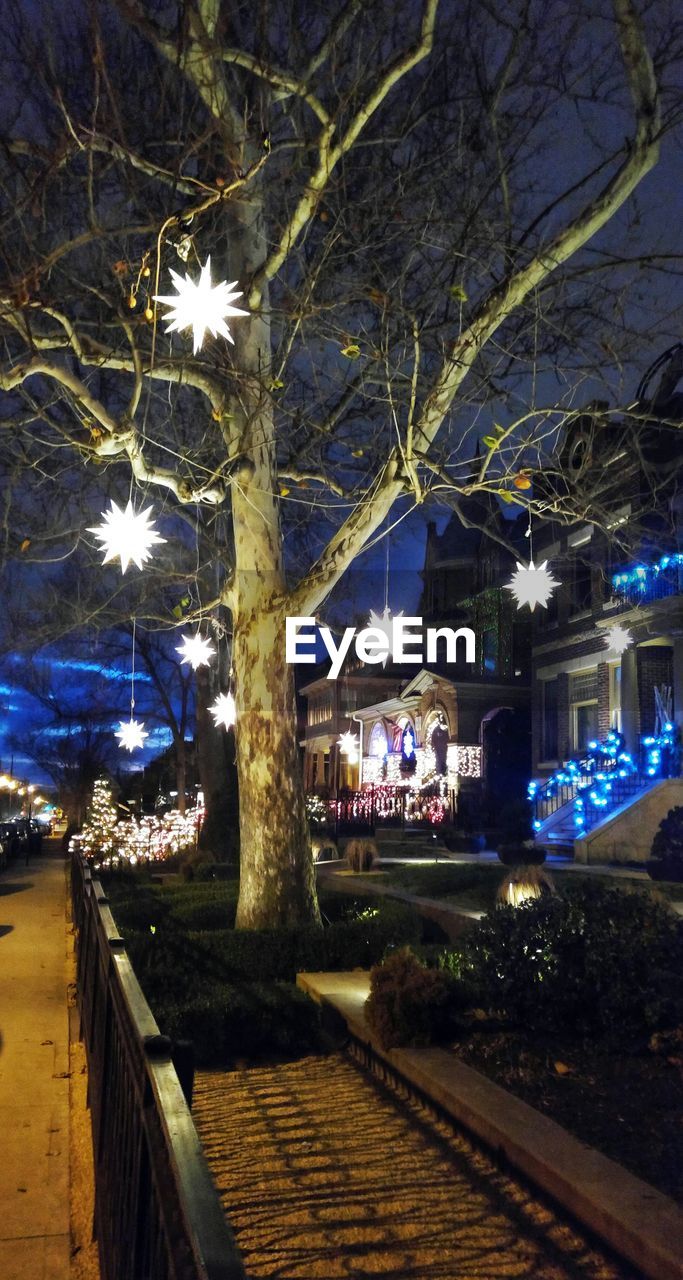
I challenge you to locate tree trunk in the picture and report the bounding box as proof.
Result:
[195,662,239,862]
[175,736,187,814]
[227,179,319,929]
[233,603,319,929]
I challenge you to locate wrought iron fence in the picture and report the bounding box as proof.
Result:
[310,786,456,836]
[71,852,245,1280]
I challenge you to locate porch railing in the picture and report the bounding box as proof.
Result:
[310,786,455,836]
[71,852,245,1280]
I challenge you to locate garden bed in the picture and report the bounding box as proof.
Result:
[102,871,425,1066]
[361,880,683,1206]
[451,1024,683,1202]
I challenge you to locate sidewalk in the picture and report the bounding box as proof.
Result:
[0,854,71,1280]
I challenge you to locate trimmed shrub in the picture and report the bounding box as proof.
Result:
[167,894,237,932]
[366,948,474,1049]
[497,841,546,867]
[463,881,683,1040]
[496,865,555,906]
[107,890,172,932]
[157,981,323,1066]
[346,838,378,872]
[192,861,239,882]
[648,806,683,882]
[119,893,421,991]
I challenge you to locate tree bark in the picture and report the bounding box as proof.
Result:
[195,661,239,862]
[175,736,187,814]
[232,602,318,929]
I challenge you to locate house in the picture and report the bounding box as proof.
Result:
[300,491,531,824]
[529,344,683,860]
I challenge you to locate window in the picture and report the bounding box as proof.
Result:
[309,693,333,726]
[482,627,498,674]
[570,555,592,614]
[341,686,361,714]
[610,664,622,731]
[573,702,599,753]
[541,679,558,761]
[536,572,559,629]
[570,671,598,703]
[369,722,388,757]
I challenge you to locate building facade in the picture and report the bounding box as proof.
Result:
[531,344,683,777]
[301,493,532,822]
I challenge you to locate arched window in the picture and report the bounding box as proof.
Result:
[424,707,450,776]
[368,721,388,758]
[400,723,417,773]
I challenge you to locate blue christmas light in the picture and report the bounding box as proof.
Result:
[612,552,683,601]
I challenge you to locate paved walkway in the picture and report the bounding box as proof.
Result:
[0,855,71,1280]
[194,1055,634,1279]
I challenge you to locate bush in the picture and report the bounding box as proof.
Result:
[192,861,239,882]
[157,981,323,1066]
[464,881,683,1040]
[649,806,683,881]
[346,838,378,871]
[366,948,473,1049]
[497,841,546,867]
[107,890,172,932]
[496,798,533,843]
[119,893,421,992]
[179,850,215,881]
[496,865,555,906]
[167,893,237,932]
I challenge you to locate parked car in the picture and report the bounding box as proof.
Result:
[0,820,28,857]
[0,818,45,858]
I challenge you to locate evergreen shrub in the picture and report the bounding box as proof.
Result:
[649,806,683,881]
[365,947,474,1049]
[463,881,683,1040]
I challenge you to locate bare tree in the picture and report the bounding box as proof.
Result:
[0,0,680,926]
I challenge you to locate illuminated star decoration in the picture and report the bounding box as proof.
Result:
[338,730,360,761]
[604,624,632,655]
[506,560,560,612]
[210,691,236,730]
[115,718,149,752]
[176,632,216,670]
[88,500,165,574]
[154,256,248,354]
[366,608,404,666]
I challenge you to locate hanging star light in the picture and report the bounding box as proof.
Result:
[338,730,360,758]
[115,718,149,752]
[366,608,404,665]
[176,632,216,669]
[506,560,560,612]
[88,500,165,574]
[154,256,248,354]
[210,691,236,730]
[604,624,632,655]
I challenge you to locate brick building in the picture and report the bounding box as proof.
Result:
[531,344,683,779]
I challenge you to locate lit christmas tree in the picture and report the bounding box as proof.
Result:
[78,778,119,862]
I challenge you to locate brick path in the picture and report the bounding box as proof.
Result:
[194,1053,635,1279]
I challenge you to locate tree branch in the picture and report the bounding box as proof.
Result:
[249,0,439,306]
[222,48,329,125]
[290,0,660,616]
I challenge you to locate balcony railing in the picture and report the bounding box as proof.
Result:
[611,554,683,609]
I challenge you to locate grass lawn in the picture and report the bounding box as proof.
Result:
[375,860,683,911]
